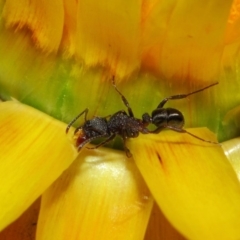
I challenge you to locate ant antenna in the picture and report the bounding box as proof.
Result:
[66,108,89,133]
[185,82,219,97]
[183,129,220,145]
[111,76,122,97]
[111,76,134,117]
[158,82,219,108]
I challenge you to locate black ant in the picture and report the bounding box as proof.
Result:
[66,78,218,157]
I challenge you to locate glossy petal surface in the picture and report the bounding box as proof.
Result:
[37,148,153,240]
[222,137,240,180]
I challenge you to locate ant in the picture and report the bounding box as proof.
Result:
[66,78,219,157]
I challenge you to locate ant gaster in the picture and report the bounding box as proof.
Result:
[66,78,219,157]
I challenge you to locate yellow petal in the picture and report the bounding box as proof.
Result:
[0,101,77,230]
[128,128,240,240]
[37,148,153,240]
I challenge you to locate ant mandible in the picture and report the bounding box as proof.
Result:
[66,77,219,157]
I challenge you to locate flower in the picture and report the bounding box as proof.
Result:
[1,0,240,239]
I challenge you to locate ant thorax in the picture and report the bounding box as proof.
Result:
[107,110,146,138]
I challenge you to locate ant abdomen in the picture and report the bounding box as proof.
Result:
[151,108,184,129]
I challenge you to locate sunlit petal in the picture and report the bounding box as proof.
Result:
[222,137,240,180]
[37,148,153,240]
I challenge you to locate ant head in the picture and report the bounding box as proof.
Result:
[152,108,185,129]
[73,129,88,148]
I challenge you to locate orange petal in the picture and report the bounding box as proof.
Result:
[2,0,64,53]
[0,199,40,240]
[142,0,232,80]
[145,203,186,240]
[76,0,141,78]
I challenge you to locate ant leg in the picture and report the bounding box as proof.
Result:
[157,82,218,108]
[66,108,89,133]
[166,126,220,145]
[77,134,110,151]
[77,139,90,151]
[111,76,134,117]
[147,125,219,145]
[145,126,165,134]
[86,134,116,149]
[122,135,132,158]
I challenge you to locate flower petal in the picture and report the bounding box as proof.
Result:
[2,0,64,53]
[0,101,77,230]
[142,0,232,80]
[37,148,153,240]
[128,128,240,240]
[145,203,186,240]
[76,0,141,78]
[222,137,240,180]
[0,199,40,240]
